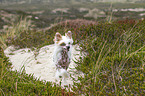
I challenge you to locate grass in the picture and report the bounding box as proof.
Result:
[0,2,145,95]
[1,2,145,30]
[71,19,145,95]
[0,46,74,95]
[0,17,145,95]
[0,18,31,49]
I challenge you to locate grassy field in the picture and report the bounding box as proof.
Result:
[0,2,145,96]
[0,2,145,30]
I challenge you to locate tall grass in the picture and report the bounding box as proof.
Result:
[69,19,145,95]
[0,18,145,95]
[0,18,31,49]
[106,2,113,23]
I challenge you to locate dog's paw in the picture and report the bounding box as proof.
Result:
[62,78,68,86]
[60,69,69,78]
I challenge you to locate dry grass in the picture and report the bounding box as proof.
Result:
[0,18,31,49]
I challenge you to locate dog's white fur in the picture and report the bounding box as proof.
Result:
[53,31,73,85]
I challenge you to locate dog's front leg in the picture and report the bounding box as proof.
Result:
[62,77,68,86]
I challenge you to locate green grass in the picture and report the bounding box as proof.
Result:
[0,46,75,95]
[1,18,144,95]
[0,2,145,95]
[71,19,145,95]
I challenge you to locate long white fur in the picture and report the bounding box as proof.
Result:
[53,31,73,85]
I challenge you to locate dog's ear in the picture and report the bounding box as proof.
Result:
[65,31,72,39]
[54,32,62,41]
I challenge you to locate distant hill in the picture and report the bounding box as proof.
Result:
[0,0,145,4]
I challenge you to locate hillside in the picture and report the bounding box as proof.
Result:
[0,2,145,96]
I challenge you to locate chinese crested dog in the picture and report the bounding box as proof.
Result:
[53,31,73,85]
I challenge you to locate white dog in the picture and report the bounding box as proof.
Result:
[53,31,73,85]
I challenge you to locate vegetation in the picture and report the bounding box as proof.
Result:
[0,1,145,96]
[1,18,145,95]
[0,1,145,29]
[71,19,145,95]
[0,46,74,95]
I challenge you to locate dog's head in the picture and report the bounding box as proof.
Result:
[54,31,73,51]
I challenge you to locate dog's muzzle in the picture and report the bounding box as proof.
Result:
[66,46,70,51]
[63,46,70,52]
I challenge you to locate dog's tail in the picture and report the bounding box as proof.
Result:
[60,68,69,78]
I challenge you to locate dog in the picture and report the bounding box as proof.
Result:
[53,31,73,85]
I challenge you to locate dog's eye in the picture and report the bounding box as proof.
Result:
[68,42,71,44]
[60,43,66,46]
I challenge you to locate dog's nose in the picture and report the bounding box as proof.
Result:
[66,46,70,51]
